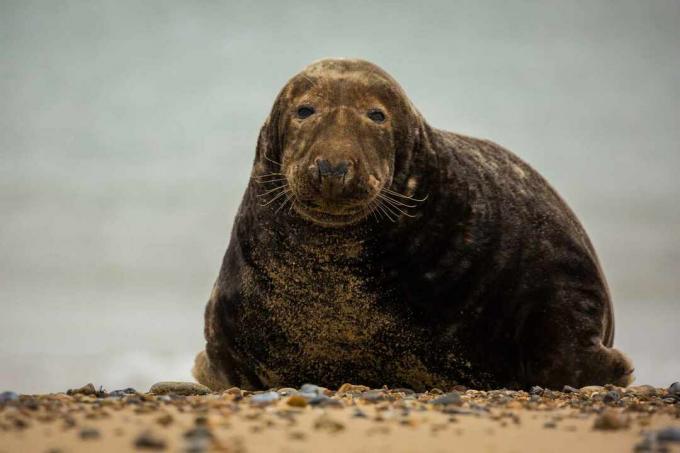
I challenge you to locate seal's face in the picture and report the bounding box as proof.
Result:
[258,59,421,227]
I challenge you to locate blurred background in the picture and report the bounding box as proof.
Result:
[1,0,678,393]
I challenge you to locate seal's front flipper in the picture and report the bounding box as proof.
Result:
[192,350,232,391]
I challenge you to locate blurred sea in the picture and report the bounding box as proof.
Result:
[1,0,678,393]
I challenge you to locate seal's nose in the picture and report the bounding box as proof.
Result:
[309,157,355,199]
[316,159,349,179]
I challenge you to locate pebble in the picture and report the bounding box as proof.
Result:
[352,408,367,418]
[361,389,387,402]
[593,409,629,430]
[149,382,211,396]
[337,383,370,394]
[250,391,280,405]
[109,388,137,397]
[286,395,308,408]
[277,387,298,396]
[79,427,101,439]
[313,414,345,433]
[603,390,621,404]
[309,395,343,408]
[668,382,680,396]
[629,385,658,397]
[299,383,326,396]
[67,383,98,396]
[530,386,543,395]
[579,386,605,395]
[562,385,578,393]
[430,392,462,406]
[0,391,19,402]
[134,431,167,450]
[657,427,680,442]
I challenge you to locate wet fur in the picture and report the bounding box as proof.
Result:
[194,58,633,391]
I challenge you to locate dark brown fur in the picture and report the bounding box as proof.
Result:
[193,58,633,391]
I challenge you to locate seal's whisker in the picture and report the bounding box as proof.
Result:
[274,193,292,215]
[256,184,288,198]
[378,194,418,218]
[367,200,380,223]
[259,188,291,207]
[375,200,397,222]
[380,200,406,221]
[262,152,282,167]
[254,177,288,185]
[377,192,418,208]
[383,187,429,202]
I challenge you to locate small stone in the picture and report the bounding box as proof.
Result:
[352,408,367,418]
[0,391,19,402]
[155,413,174,427]
[149,382,211,396]
[430,392,462,406]
[79,427,101,439]
[530,386,544,395]
[309,395,343,408]
[544,421,557,429]
[313,414,345,433]
[657,426,680,442]
[134,431,166,450]
[337,383,370,394]
[286,395,308,408]
[299,384,326,396]
[277,387,298,396]
[562,385,578,393]
[430,388,444,395]
[628,385,658,397]
[109,388,137,397]
[593,409,630,430]
[67,383,97,396]
[250,391,280,405]
[580,386,605,395]
[360,389,386,402]
[603,390,621,404]
[668,382,680,396]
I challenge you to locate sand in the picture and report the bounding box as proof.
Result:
[1,383,679,453]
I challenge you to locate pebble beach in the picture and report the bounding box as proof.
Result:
[1,382,679,453]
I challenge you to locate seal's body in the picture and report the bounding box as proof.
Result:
[193,59,633,391]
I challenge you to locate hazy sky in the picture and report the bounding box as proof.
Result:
[1,0,678,392]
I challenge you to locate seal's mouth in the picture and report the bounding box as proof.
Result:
[292,199,374,227]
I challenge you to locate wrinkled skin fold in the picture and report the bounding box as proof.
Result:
[193,58,633,391]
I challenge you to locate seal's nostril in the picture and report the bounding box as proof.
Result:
[317,159,349,179]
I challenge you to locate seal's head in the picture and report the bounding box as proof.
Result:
[254,58,427,227]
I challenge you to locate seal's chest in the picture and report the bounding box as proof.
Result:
[248,241,397,359]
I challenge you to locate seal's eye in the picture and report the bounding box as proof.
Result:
[367,109,386,123]
[296,106,315,119]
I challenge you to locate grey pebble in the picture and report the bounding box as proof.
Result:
[309,395,342,407]
[430,392,462,406]
[657,427,680,442]
[360,389,386,402]
[251,391,280,405]
[109,388,137,397]
[299,384,326,396]
[603,390,621,404]
[530,386,543,395]
[668,382,680,396]
[0,391,19,402]
[562,385,578,393]
[352,408,367,418]
[134,430,166,450]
